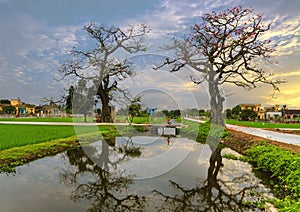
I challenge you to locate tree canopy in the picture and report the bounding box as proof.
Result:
[156,6,282,126]
[60,23,149,122]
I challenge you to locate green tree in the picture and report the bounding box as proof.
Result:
[231,105,241,119]
[225,109,232,119]
[0,99,10,104]
[240,109,257,121]
[169,109,181,118]
[3,105,16,114]
[65,85,74,114]
[72,79,95,122]
[128,97,142,123]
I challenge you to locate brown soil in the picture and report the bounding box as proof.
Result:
[223,128,300,154]
[264,128,300,135]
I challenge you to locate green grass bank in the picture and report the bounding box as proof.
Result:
[226,119,300,129]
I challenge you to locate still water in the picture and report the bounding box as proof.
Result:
[0,136,272,211]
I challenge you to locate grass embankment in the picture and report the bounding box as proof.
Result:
[226,119,300,129]
[183,119,300,211]
[180,119,228,143]
[117,116,173,124]
[242,144,300,211]
[0,124,119,172]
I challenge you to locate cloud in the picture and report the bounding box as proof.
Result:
[0,11,81,103]
[275,70,300,78]
[0,0,299,108]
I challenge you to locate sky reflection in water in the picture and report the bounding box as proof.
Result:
[0,136,272,211]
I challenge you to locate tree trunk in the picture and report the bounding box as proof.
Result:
[206,144,223,203]
[205,68,226,151]
[96,77,113,123]
[101,101,112,123]
[84,112,87,123]
[98,89,112,123]
[208,69,225,126]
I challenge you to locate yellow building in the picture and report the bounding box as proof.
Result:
[10,99,36,116]
[26,104,36,114]
[239,104,284,120]
[239,104,261,112]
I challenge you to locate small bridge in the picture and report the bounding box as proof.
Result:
[128,123,187,136]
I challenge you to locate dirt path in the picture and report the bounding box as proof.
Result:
[223,128,300,153]
[184,118,300,153]
[226,124,300,147]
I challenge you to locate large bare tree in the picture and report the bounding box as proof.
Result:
[156,6,283,126]
[60,23,149,122]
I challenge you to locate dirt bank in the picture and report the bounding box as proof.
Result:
[223,128,300,154]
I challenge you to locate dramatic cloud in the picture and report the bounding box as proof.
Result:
[0,0,299,108]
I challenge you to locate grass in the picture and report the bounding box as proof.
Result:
[226,119,300,129]
[0,117,95,122]
[0,124,112,151]
[242,144,300,211]
[0,116,175,124]
[116,116,169,124]
[180,119,228,145]
[0,124,120,172]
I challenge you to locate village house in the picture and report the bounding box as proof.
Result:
[10,99,36,116]
[283,109,300,120]
[239,104,265,119]
[239,103,300,122]
[239,103,283,121]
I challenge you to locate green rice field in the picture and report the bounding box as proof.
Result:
[0,124,97,151]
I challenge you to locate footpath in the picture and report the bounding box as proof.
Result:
[184,118,300,147]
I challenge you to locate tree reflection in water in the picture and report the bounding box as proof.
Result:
[60,135,267,211]
[60,137,145,211]
[153,144,264,211]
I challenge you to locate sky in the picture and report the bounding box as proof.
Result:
[0,0,299,110]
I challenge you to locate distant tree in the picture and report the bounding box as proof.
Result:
[225,109,232,119]
[169,109,181,118]
[186,108,199,117]
[199,109,205,115]
[138,109,149,117]
[65,85,74,114]
[240,109,257,121]
[162,110,169,117]
[157,6,283,126]
[0,99,10,104]
[72,79,95,122]
[128,97,142,123]
[231,105,241,119]
[2,105,16,114]
[60,23,149,123]
[116,107,128,116]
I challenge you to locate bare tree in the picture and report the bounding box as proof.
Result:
[60,138,145,211]
[153,144,265,211]
[156,6,284,126]
[60,23,149,122]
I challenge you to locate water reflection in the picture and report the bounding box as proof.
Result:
[61,138,146,211]
[59,137,269,211]
[153,145,263,211]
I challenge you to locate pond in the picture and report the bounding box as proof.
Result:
[0,136,273,211]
